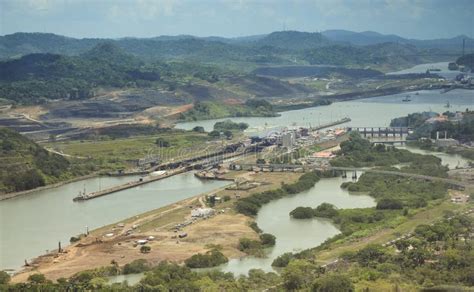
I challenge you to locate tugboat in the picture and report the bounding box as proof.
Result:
[402,95,411,102]
[73,185,88,201]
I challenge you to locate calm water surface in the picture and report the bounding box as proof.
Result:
[108,175,374,283]
[2,86,472,276]
[0,173,228,270]
[176,89,474,135]
[400,145,470,169]
[219,176,375,275]
[387,62,465,80]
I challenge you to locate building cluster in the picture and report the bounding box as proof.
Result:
[424,111,471,147]
[252,127,346,151]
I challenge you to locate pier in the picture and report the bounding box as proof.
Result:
[73,168,187,201]
[310,117,351,131]
[73,149,255,201]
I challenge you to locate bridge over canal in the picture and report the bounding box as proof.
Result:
[230,163,469,189]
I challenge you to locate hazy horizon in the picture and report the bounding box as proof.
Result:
[1,0,473,40]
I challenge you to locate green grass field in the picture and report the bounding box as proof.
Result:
[42,131,223,171]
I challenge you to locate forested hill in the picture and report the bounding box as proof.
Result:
[321,30,473,49]
[252,31,331,50]
[0,31,463,63]
[0,127,84,194]
[0,43,165,104]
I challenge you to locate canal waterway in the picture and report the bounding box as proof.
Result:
[175,89,473,135]
[387,62,463,80]
[2,87,472,277]
[0,173,228,271]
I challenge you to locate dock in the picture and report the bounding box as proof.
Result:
[73,168,186,201]
[72,149,253,202]
[310,117,351,131]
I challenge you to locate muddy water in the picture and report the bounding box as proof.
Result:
[0,173,228,271]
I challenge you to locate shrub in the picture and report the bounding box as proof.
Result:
[123,259,150,274]
[213,120,248,131]
[208,130,221,138]
[27,273,47,284]
[356,244,388,267]
[249,221,262,233]
[192,126,205,133]
[0,271,10,284]
[290,207,314,219]
[272,252,294,267]
[260,233,276,247]
[140,245,151,253]
[314,203,338,218]
[184,249,228,268]
[238,238,262,252]
[312,274,354,292]
[376,198,403,210]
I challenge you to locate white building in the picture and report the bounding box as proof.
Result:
[191,208,215,218]
[282,132,296,149]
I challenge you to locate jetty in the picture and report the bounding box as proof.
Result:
[310,117,351,131]
[72,147,256,202]
[73,168,187,201]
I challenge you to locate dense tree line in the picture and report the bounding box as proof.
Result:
[331,132,449,176]
[235,171,322,216]
[180,101,278,122]
[213,120,249,131]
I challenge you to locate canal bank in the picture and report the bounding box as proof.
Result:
[3,87,472,280]
[175,89,473,135]
[0,172,229,272]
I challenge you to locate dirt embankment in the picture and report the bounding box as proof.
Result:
[12,171,301,283]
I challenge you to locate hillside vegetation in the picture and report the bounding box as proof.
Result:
[0,127,93,193]
[0,31,452,72]
[0,43,160,104]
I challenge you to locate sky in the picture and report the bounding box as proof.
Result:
[0,0,473,39]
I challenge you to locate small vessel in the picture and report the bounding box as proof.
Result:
[402,95,411,102]
[73,185,88,201]
[445,101,450,108]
